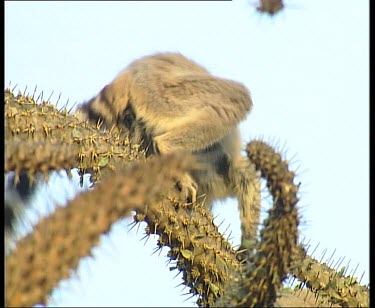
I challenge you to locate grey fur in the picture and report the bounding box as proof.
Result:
[76,52,261,242]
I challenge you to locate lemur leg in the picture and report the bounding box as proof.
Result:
[153,125,201,203]
[153,114,236,154]
[231,157,262,247]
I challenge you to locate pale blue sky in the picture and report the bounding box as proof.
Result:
[5,1,369,306]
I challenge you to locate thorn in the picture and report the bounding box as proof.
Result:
[358,270,365,284]
[47,90,54,103]
[79,171,84,187]
[336,256,346,274]
[326,248,336,266]
[319,248,327,263]
[68,101,78,114]
[96,118,104,130]
[153,223,158,235]
[136,220,141,234]
[157,245,164,257]
[65,168,73,179]
[36,90,43,102]
[165,258,173,267]
[226,230,233,243]
[182,293,196,302]
[327,256,336,269]
[56,92,62,107]
[343,259,351,276]
[310,242,320,257]
[350,263,359,283]
[141,233,151,246]
[291,276,296,286]
[299,236,307,247]
[32,85,37,100]
[216,219,225,230]
[289,152,298,165]
[236,248,247,255]
[174,281,186,289]
[127,220,138,232]
[173,269,182,280]
[181,291,194,298]
[64,98,70,109]
[144,143,150,154]
[151,245,161,256]
[223,222,231,237]
[109,124,117,134]
[333,256,343,271]
[232,243,241,250]
[23,85,28,96]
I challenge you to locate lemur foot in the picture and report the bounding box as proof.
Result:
[177,173,198,203]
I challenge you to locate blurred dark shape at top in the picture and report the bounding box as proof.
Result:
[257,0,284,16]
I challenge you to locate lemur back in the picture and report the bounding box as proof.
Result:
[76,52,261,243]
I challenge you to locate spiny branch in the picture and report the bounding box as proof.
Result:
[5,153,195,307]
[4,88,369,307]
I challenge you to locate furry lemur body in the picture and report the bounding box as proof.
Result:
[77,52,261,242]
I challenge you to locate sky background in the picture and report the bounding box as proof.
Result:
[5,1,369,307]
